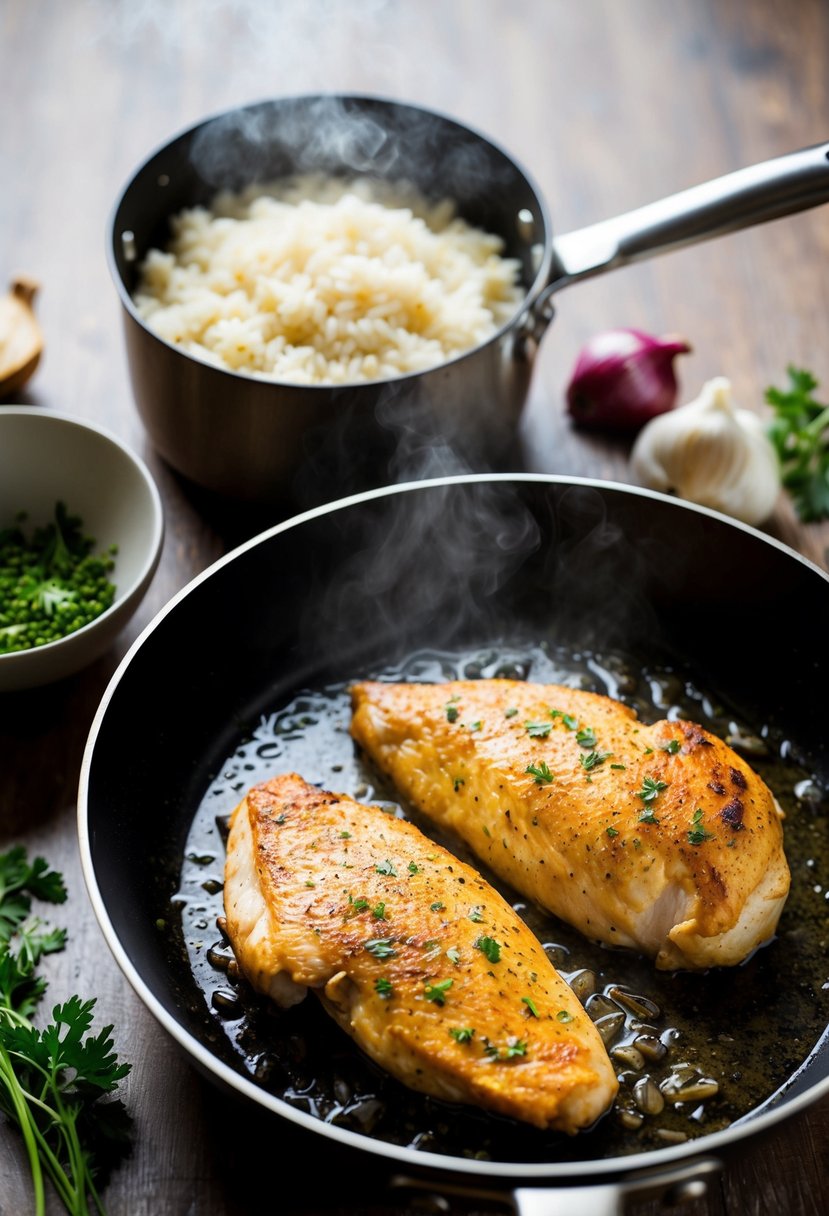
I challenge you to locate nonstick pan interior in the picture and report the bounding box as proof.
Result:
[79,475,829,1182]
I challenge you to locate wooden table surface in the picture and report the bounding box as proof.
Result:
[2,1,828,1212]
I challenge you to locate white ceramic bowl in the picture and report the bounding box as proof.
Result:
[0,407,164,692]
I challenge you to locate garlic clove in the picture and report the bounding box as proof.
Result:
[630,376,781,526]
[0,277,44,398]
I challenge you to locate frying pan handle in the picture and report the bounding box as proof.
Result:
[546,140,829,293]
[512,1158,722,1215]
[391,1157,722,1215]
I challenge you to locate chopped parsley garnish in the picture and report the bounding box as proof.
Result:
[375,977,393,998]
[526,761,554,785]
[580,750,612,772]
[375,860,397,877]
[304,880,316,888]
[468,906,485,923]
[688,807,715,846]
[575,726,597,748]
[365,938,397,958]
[453,777,465,791]
[660,739,681,754]
[468,721,482,732]
[445,704,459,723]
[556,1009,574,1023]
[372,902,387,920]
[450,1026,475,1043]
[475,935,502,964]
[430,901,445,912]
[639,808,659,825]
[339,830,351,839]
[521,996,539,1018]
[424,979,453,1005]
[348,895,369,912]
[446,947,461,965]
[485,1037,528,1059]
[274,813,286,825]
[504,707,518,718]
[525,720,552,738]
[606,826,619,838]
[408,861,419,875]
[610,763,627,770]
[551,709,579,730]
[638,776,669,803]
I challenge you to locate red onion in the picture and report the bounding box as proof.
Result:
[565,328,691,433]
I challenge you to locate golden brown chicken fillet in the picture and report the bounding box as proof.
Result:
[223,772,618,1133]
[350,680,790,970]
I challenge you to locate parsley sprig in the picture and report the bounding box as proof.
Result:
[765,365,829,521]
[0,846,131,1216]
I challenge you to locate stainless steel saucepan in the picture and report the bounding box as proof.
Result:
[108,95,829,506]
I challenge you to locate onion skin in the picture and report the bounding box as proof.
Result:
[566,328,691,434]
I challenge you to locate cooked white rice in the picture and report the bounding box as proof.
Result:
[133,175,523,385]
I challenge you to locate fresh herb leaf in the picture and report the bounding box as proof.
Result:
[688,807,715,846]
[375,860,397,877]
[556,1009,574,1023]
[445,703,459,723]
[365,938,397,958]
[526,761,554,785]
[430,901,445,912]
[580,750,612,771]
[450,1026,475,1043]
[524,720,552,738]
[372,902,387,920]
[575,726,597,748]
[424,979,453,1005]
[474,935,502,964]
[407,861,419,875]
[765,365,829,521]
[375,977,394,998]
[660,739,681,754]
[522,996,539,1018]
[550,710,579,730]
[468,906,485,924]
[484,1035,528,1059]
[639,808,659,825]
[637,776,668,803]
[0,846,131,1215]
[606,826,619,838]
[504,707,518,718]
[446,947,461,965]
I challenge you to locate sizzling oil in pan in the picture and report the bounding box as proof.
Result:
[176,643,829,1163]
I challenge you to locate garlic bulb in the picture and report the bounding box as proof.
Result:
[630,376,781,525]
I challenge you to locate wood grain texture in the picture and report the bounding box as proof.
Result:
[1,0,828,1211]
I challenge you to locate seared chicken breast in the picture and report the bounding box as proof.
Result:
[224,772,618,1133]
[350,680,790,970]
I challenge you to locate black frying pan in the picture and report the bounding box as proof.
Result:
[78,476,829,1213]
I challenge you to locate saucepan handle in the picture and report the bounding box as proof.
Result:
[546,140,829,293]
[390,1157,722,1215]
